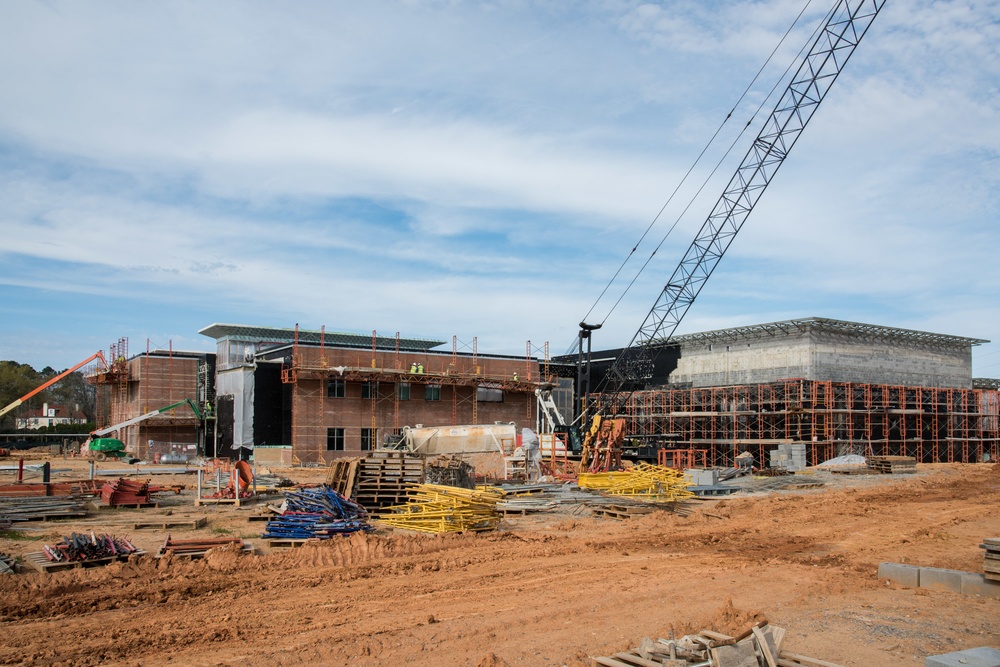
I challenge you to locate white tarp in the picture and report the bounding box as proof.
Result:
[216,367,255,450]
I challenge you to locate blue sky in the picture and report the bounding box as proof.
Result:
[1,0,999,376]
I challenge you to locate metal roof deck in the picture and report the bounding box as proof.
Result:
[664,317,987,349]
[198,323,446,352]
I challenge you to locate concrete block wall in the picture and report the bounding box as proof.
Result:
[670,336,812,387]
[669,328,973,389]
[811,333,972,388]
[878,562,1000,598]
[769,443,807,471]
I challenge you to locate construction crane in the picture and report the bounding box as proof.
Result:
[0,350,109,420]
[580,0,887,466]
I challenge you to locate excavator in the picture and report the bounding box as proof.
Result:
[572,0,887,472]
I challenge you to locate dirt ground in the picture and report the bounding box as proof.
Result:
[0,456,998,666]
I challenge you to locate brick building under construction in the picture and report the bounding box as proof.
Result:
[200,324,543,464]
[88,338,215,461]
[88,317,999,468]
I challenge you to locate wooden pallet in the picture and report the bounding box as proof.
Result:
[266,538,320,549]
[156,543,254,559]
[90,502,158,510]
[593,505,656,520]
[23,549,147,574]
[867,456,917,474]
[133,516,207,530]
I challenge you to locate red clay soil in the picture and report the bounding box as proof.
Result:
[0,463,998,666]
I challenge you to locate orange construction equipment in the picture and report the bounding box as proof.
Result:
[0,351,109,420]
[579,415,625,474]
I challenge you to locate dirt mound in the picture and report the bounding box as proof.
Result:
[674,598,766,638]
[476,653,511,667]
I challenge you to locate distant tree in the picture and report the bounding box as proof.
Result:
[0,361,40,430]
[0,362,98,430]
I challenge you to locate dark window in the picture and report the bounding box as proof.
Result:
[398,382,410,400]
[361,382,378,399]
[425,384,441,401]
[326,427,344,451]
[327,379,345,398]
[361,428,375,451]
[477,386,504,402]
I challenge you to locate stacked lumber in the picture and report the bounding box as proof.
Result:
[593,621,843,667]
[594,463,695,502]
[101,478,153,506]
[981,537,1000,582]
[0,494,89,521]
[866,455,916,474]
[263,485,371,540]
[354,451,425,510]
[377,483,502,534]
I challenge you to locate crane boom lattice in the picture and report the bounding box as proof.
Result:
[601,0,886,410]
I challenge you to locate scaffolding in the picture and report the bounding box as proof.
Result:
[621,379,1000,467]
[89,338,210,459]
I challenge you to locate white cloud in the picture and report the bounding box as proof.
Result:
[0,0,997,375]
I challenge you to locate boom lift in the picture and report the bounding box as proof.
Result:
[0,351,109,420]
[581,0,887,465]
[85,399,203,461]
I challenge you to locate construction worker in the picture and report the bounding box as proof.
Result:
[513,372,518,382]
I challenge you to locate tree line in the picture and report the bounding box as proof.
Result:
[0,360,96,432]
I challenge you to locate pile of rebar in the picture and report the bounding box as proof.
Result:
[583,463,694,502]
[376,483,503,534]
[42,532,138,562]
[263,485,371,540]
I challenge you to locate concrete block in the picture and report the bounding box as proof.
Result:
[925,647,1000,667]
[961,572,1000,598]
[919,567,964,593]
[878,562,919,587]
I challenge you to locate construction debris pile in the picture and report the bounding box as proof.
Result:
[263,485,371,540]
[579,464,694,502]
[425,455,476,489]
[101,478,152,506]
[594,620,842,667]
[42,532,138,563]
[377,483,502,534]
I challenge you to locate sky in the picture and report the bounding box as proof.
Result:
[1,0,998,376]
